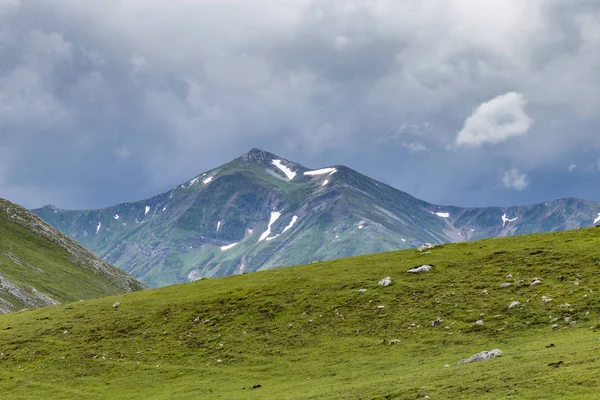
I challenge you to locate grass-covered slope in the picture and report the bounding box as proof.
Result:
[0,199,144,313]
[1,227,600,398]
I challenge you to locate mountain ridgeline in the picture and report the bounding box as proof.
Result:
[33,149,600,287]
[0,199,144,313]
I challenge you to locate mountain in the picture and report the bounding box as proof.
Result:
[33,148,600,287]
[1,227,599,398]
[0,198,144,313]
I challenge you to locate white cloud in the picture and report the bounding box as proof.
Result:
[456,92,532,146]
[568,163,577,172]
[502,168,529,191]
[130,53,146,73]
[404,142,428,152]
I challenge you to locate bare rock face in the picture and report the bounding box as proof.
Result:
[457,349,503,366]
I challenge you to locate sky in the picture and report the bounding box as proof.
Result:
[1,0,600,210]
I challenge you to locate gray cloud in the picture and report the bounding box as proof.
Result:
[1,0,600,209]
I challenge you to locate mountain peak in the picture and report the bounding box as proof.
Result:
[241,148,282,164]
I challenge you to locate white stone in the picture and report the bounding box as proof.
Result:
[407,265,432,274]
[509,301,520,308]
[457,349,503,366]
[378,277,392,286]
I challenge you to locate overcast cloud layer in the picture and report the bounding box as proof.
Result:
[1,0,600,209]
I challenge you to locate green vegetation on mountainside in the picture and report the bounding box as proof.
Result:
[34,149,600,287]
[0,199,144,313]
[1,228,600,398]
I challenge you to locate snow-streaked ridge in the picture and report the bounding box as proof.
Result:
[259,211,281,242]
[282,216,299,234]
[304,167,337,176]
[502,213,518,227]
[594,213,600,224]
[220,242,238,251]
[436,212,450,218]
[272,159,296,180]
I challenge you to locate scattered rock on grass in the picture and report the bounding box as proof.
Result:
[113,301,120,309]
[509,301,520,308]
[418,243,436,252]
[358,288,367,293]
[431,317,444,327]
[389,339,401,344]
[457,349,503,366]
[475,320,484,325]
[500,283,511,288]
[530,278,542,287]
[407,265,432,274]
[378,277,392,287]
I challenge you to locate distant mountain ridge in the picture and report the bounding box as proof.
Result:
[33,148,600,287]
[0,198,144,313]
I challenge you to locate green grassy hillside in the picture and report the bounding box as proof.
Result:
[0,199,144,313]
[1,227,600,398]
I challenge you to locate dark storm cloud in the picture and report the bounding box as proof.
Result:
[1,0,600,209]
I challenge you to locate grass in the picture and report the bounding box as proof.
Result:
[2,227,600,398]
[0,201,142,312]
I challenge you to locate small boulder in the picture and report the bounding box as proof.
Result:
[113,301,120,309]
[509,301,520,308]
[431,317,444,327]
[457,349,503,366]
[475,320,484,325]
[500,282,511,288]
[417,243,436,252]
[530,278,542,287]
[407,265,432,274]
[358,288,367,293]
[389,339,401,344]
[378,277,392,287]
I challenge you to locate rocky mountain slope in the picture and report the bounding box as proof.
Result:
[0,198,144,313]
[33,149,600,287]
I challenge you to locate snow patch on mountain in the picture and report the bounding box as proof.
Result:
[502,213,518,227]
[189,176,201,186]
[282,216,299,234]
[217,221,222,232]
[322,179,329,186]
[96,222,101,234]
[272,159,296,180]
[145,206,150,215]
[114,215,119,220]
[203,176,213,185]
[304,167,337,176]
[259,211,281,242]
[436,212,450,218]
[220,242,238,251]
[594,213,600,224]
